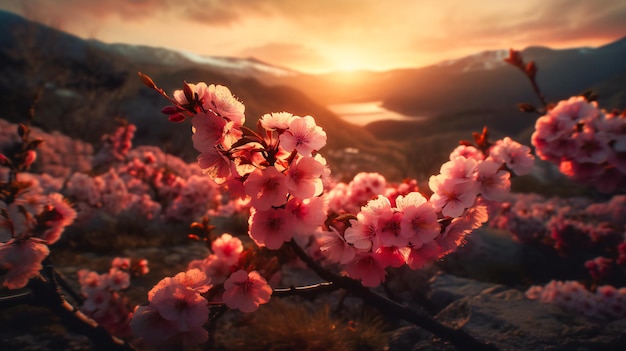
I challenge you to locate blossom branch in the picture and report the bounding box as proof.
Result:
[288,239,498,351]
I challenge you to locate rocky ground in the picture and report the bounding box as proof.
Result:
[1,228,625,350]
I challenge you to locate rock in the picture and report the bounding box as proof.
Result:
[431,275,626,351]
[387,325,456,351]
[428,273,505,312]
[441,228,525,284]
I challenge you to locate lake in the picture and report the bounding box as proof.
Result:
[327,101,424,126]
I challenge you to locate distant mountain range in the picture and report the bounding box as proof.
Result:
[1,9,625,181]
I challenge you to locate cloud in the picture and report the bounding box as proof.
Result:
[1,0,624,72]
[411,0,626,52]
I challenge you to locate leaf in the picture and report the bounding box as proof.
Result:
[334,213,358,222]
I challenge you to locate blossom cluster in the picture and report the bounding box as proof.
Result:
[65,145,228,224]
[1,126,77,289]
[144,78,535,290]
[157,80,330,251]
[0,190,76,289]
[130,233,272,348]
[489,193,626,286]
[0,118,93,178]
[92,122,137,170]
[526,280,626,321]
[316,140,533,287]
[77,257,148,336]
[489,193,625,254]
[531,96,626,192]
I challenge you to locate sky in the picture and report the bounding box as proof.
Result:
[1,0,625,73]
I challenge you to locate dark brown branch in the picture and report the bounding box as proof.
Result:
[288,240,498,351]
[27,275,136,351]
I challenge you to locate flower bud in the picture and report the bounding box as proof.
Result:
[22,150,37,168]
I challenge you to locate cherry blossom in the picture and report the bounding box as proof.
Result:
[318,227,356,264]
[475,160,511,201]
[244,167,289,211]
[211,233,244,265]
[279,115,327,156]
[489,137,535,175]
[248,207,296,249]
[0,238,49,289]
[260,112,295,131]
[396,192,440,247]
[429,175,478,218]
[222,270,272,313]
[285,155,325,199]
[343,253,387,287]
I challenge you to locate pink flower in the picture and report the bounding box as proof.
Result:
[222,270,272,312]
[279,115,327,156]
[150,283,209,331]
[437,204,488,256]
[551,96,600,125]
[476,160,511,201]
[490,137,535,175]
[197,148,231,182]
[373,246,406,268]
[574,129,611,164]
[244,167,289,210]
[204,84,245,127]
[188,254,234,285]
[344,195,390,250]
[130,304,180,346]
[248,207,295,249]
[111,257,131,270]
[40,193,76,244]
[405,241,440,270]
[106,268,130,291]
[285,197,326,237]
[191,111,226,152]
[78,269,105,295]
[449,145,484,161]
[285,156,324,199]
[0,238,49,289]
[260,112,295,131]
[174,82,208,108]
[343,253,387,287]
[440,156,477,183]
[396,192,440,247]
[172,269,212,294]
[318,227,356,264]
[82,289,111,312]
[429,175,478,218]
[376,208,406,248]
[212,233,244,265]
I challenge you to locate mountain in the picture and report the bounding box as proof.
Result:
[88,41,298,78]
[0,10,408,180]
[1,9,625,181]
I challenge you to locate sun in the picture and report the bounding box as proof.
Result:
[330,48,369,72]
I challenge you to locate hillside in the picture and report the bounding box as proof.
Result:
[0,10,407,181]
